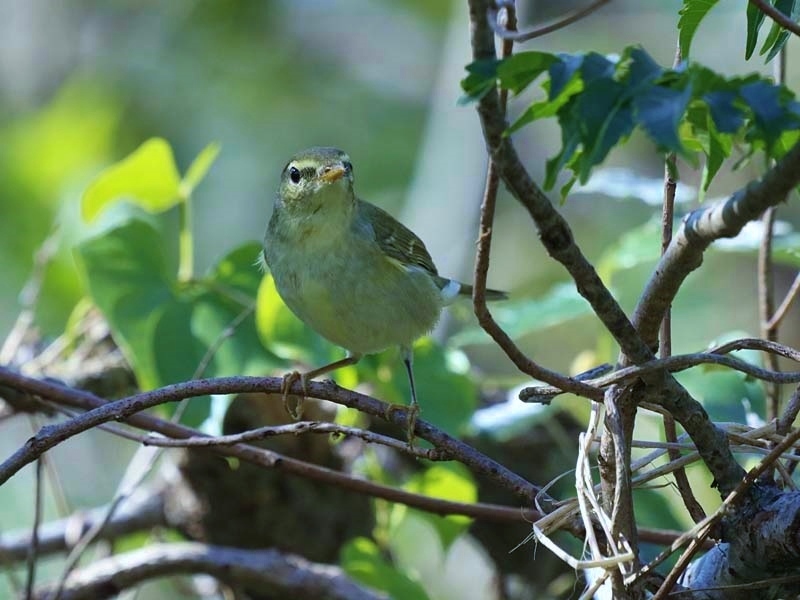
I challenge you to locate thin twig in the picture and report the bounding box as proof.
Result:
[141,420,447,458]
[471,5,603,402]
[749,0,800,38]
[488,0,611,42]
[521,338,800,401]
[760,208,780,424]
[0,369,547,509]
[767,272,800,330]
[659,42,705,526]
[24,459,43,600]
[777,384,800,434]
[193,304,255,380]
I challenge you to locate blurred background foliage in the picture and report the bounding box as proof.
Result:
[1,1,800,598]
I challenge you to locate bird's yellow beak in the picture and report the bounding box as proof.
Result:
[320,165,346,184]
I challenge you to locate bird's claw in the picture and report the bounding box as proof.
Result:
[385,402,420,448]
[281,370,307,420]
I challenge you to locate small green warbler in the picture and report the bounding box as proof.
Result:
[262,147,505,432]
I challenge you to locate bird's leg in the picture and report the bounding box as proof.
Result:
[281,353,361,419]
[384,346,420,445]
[403,349,420,445]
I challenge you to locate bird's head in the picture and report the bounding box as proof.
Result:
[277,147,355,216]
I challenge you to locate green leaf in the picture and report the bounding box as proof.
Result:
[451,282,593,347]
[255,274,337,366]
[181,142,221,197]
[579,52,616,85]
[675,332,765,423]
[407,463,476,504]
[82,138,181,222]
[76,218,173,388]
[78,222,278,424]
[373,340,477,435]
[740,80,800,149]
[626,46,664,88]
[574,78,635,181]
[459,59,500,104]
[700,113,732,192]
[598,218,662,282]
[759,0,799,62]
[496,51,556,95]
[678,0,721,59]
[745,0,767,59]
[509,72,582,133]
[404,463,476,550]
[633,84,692,152]
[544,110,581,190]
[341,537,430,600]
[549,53,584,99]
[703,90,745,134]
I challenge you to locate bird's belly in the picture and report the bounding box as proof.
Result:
[271,246,441,355]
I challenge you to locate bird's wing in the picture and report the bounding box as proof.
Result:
[356,199,439,275]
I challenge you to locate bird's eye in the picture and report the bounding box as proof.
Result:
[289,166,301,184]
[343,161,353,174]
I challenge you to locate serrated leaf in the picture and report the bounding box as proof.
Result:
[740,80,800,148]
[82,138,181,222]
[759,0,798,62]
[627,46,664,88]
[745,1,767,59]
[459,59,500,104]
[181,142,220,197]
[579,52,617,85]
[509,74,583,133]
[544,105,581,190]
[575,78,635,181]
[701,115,732,192]
[704,90,745,133]
[496,51,556,95]
[634,84,692,152]
[678,0,721,59]
[549,53,584,99]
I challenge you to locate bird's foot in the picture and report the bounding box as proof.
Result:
[385,402,420,448]
[280,370,308,420]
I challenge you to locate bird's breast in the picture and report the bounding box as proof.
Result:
[263,232,442,355]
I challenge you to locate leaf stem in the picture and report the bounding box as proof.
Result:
[177,196,194,282]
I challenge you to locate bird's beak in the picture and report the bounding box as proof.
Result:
[320,165,346,184]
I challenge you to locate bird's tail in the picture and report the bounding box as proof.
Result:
[435,276,508,305]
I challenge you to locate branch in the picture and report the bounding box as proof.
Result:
[468,0,654,368]
[0,487,166,563]
[140,420,447,460]
[632,140,800,348]
[467,0,745,496]
[521,338,800,401]
[489,0,611,42]
[31,542,385,600]
[0,369,564,528]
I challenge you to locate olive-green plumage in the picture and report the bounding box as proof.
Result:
[262,147,505,411]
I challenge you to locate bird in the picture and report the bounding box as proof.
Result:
[261,146,505,437]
